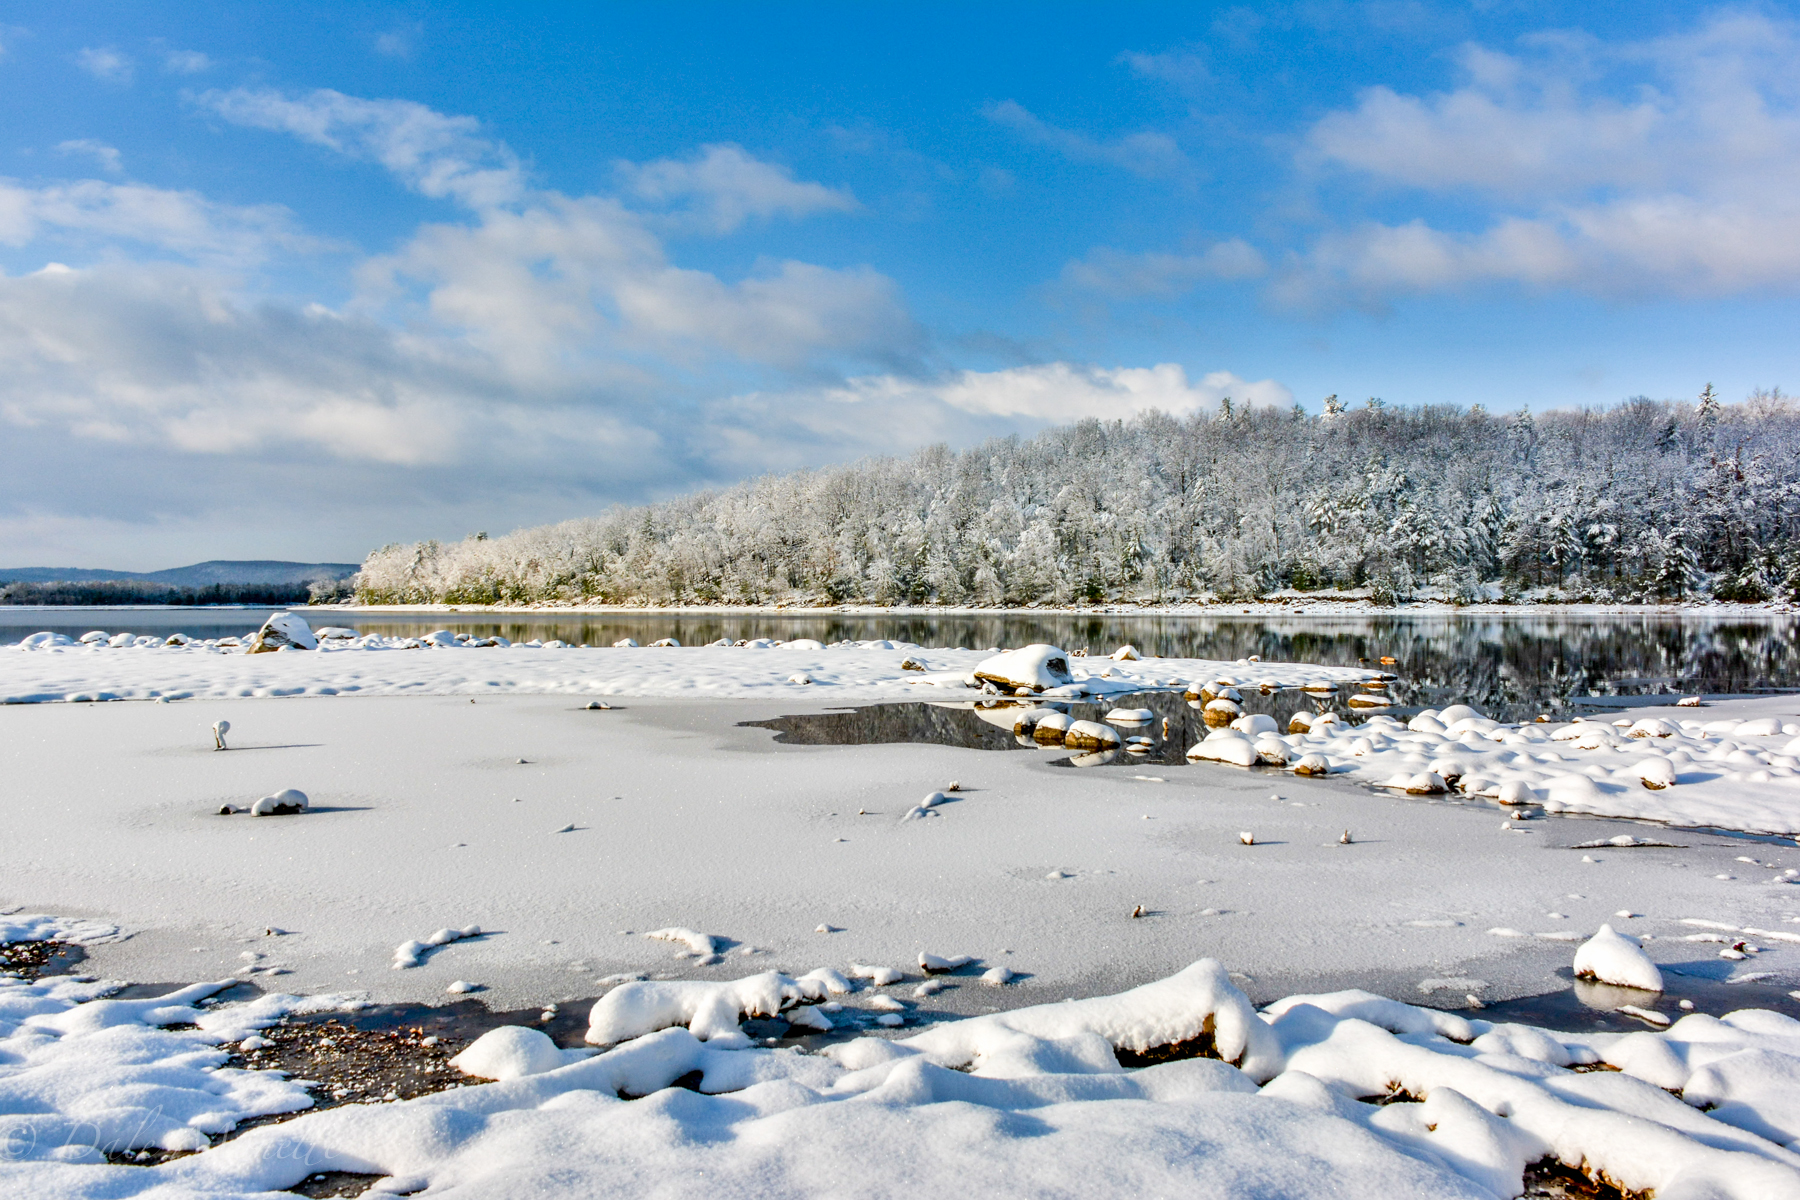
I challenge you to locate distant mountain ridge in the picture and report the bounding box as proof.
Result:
[0,560,360,586]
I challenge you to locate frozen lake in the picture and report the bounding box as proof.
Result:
[4,607,1797,722]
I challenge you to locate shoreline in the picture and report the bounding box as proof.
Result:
[2,599,1797,618]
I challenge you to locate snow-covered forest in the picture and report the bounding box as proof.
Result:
[353,390,1799,607]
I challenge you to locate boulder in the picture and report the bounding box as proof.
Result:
[971,644,1073,693]
[1064,720,1121,750]
[245,612,317,653]
[1574,924,1663,992]
[249,788,308,816]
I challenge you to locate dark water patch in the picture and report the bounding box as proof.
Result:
[1454,970,1800,1032]
[746,690,1414,769]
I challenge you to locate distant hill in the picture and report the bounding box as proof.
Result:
[0,560,360,586]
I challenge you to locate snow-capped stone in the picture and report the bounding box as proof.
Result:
[246,612,317,653]
[248,789,308,816]
[1189,730,1258,767]
[1574,924,1663,992]
[1110,645,1140,661]
[1065,720,1121,750]
[1105,707,1155,723]
[918,953,976,974]
[613,638,639,648]
[971,644,1074,693]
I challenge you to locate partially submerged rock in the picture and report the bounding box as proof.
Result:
[245,612,317,653]
[971,645,1073,694]
[1064,720,1121,750]
[1574,924,1663,992]
[249,788,308,816]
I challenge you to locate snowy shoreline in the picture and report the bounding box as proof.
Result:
[4,940,1798,1197]
[6,622,1800,1195]
[3,598,1798,617]
[312,598,1800,617]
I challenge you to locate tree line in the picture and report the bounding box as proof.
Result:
[352,389,1800,608]
[0,580,321,607]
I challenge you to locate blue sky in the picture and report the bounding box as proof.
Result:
[1,2,1796,567]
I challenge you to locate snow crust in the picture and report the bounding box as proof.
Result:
[9,957,1800,1198]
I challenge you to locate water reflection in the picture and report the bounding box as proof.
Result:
[4,608,1796,722]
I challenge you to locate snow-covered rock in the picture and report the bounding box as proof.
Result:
[246,612,317,653]
[1573,924,1663,992]
[1064,720,1121,750]
[248,788,307,816]
[970,644,1073,693]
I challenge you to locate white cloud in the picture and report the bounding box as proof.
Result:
[197,88,525,208]
[821,362,1289,424]
[617,144,858,234]
[54,139,123,174]
[1062,240,1267,298]
[0,86,924,557]
[364,195,915,375]
[1288,13,1800,301]
[163,50,212,75]
[76,47,133,83]
[0,178,307,263]
[985,100,1187,178]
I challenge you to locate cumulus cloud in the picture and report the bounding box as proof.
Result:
[617,143,859,234]
[1061,240,1267,298]
[54,139,123,174]
[0,86,937,562]
[985,100,1187,178]
[1288,12,1800,302]
[197,88,525,208]
[76,46,133,83]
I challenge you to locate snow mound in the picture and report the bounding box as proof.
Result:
[0,913,126,945]
[392,924,482,969]
[1573,923,1664,992]
[585,971,837,1046]
[10,958,1800,1198]
[646,927,719,957]
[451,1026,591,1080]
